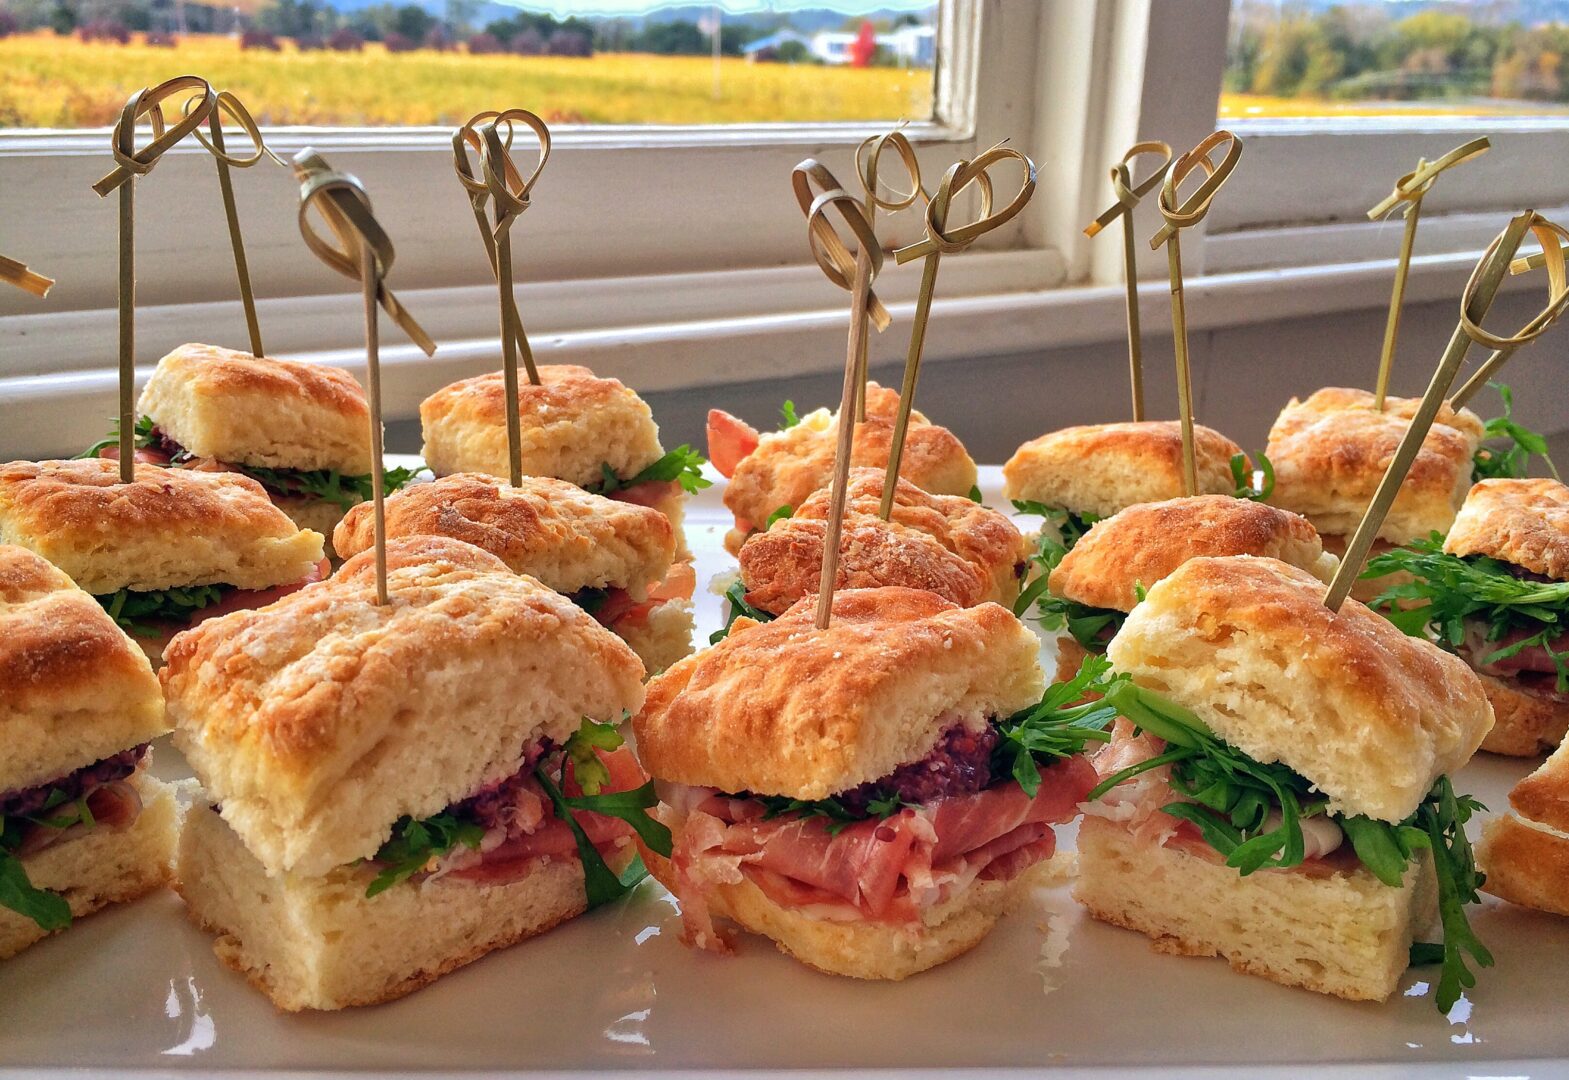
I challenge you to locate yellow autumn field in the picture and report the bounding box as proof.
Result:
[1220,91,1569,120]
[0,31,934,128]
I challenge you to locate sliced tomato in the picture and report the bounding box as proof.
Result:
[706,409,759,479]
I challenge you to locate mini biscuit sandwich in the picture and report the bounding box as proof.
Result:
[1039,496,1337,684]
[1265,387,1484,604]
[715,468,1028,640]
[1478,735,1569,917]
[420,364,707,550]
[634,587,1103,980]
[333,473,695,675]
[1076,555,1495,1007]
[707,384,978,555]
[0,544,177,960]
[86,343,418,555]
[0,459,326,665]
[1002,421,1250,571]
[1366,477,1569,756]
[166,536,661,1011]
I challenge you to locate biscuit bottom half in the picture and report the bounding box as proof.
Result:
[0,772,177,960]
[175,803,630,1011]
[1072,817,1436,1003]
[1474,671,1569,757]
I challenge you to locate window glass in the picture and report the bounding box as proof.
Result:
[1224,1,1569,120]
[0,1,938,128]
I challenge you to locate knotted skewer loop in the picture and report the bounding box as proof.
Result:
[1367,137,1491,410]
[477,110,552,482]
[181,87,285,359]
[846,128,926,421]
[0,255,53,299]
[452,111,526,399]
[1449,215,1569,408]
[880,145,1034,520]
[1084,140,1172,422]
[1150,130,1243,497]
[1324,212,1559,612]
[93,76,218,482]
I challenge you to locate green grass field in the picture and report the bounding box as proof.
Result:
[0,31,934,127]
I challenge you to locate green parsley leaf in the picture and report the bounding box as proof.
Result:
[710,578,775,644]
[365,812,484,898]
[94,585,228,638]
[564,717,624,797]
[1472,382,1558,482]
[589,446,712,497]
[0,850,71,932]
[78,414,158,459]
[765,505,794,529]
[780,400,800,429]
[1230,451,1275,501]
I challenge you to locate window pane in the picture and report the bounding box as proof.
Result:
[1223,1,1569,120]
[0,2,937,128]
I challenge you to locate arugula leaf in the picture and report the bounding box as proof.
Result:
[1366,535,1569,692]
[569,587,611,617]
[534,753,672,910]
[991,653,1120,795]
[754,794,880,837]
[765,504,794,529]
[0,851,71,931]
[1032,593,1125,650]
[94,584,228,638]
[1011,502,1099,575]
[364,812,484,898]
[1087,680,1492,1012]
[563,717,624,796]
[780,400,800,429]
[1010,503,1107,626]
[710,578,775,644]
[1472,382,1558,482]
[78,414,158,460]
[239,463,425,511]
[968,485,984,504]
[1230,451,1275,501]
[589,446,712,497]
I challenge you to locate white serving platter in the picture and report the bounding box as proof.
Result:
[1,463,1566,1080]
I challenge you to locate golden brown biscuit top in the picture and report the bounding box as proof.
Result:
[1001,421,1244,512]
[737,468,1025,614]
[332,472,674,591]
[147,343,369,420]
[1049,495,1329,612]
[420,364,653,435]
[1444,478,1569,580]
[0,544,161,733]
[1510,737,1569,835]
[722,383,977,533]
[634,587,1042,799]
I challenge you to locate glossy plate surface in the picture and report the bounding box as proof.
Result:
[1,464,1566,1080]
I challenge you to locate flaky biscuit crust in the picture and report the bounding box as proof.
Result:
[633,587,1044,800]
[333,473,674,594]
[419,364,663,488]
[0,459,324,594]
[162,535,646,877]
[138,343,373,474]
[1444,478,1569,579]
[721,384,977,538]
[1265,387,1484,542]
[0,545,166,792]
[1049,495,1336,612]
[737,468,1025,614]
[1108,555,1493,821]
[1001,421,1243,518]
[1510,731,1569,834]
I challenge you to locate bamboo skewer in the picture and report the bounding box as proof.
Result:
[294,148,437,604]
[850,129,924,422]
[1324,211,1569,612]
[1150,131,1243,497]
[791,159,890,630]
[1449,222,1569,409]
[881,143,1035,519]
[0,255,53,298]
[1084,141,1172,421]
[1367,137,1491,410]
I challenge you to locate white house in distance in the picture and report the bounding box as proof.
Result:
[741,25,936,67]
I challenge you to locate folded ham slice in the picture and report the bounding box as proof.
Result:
[667,754,1097,949]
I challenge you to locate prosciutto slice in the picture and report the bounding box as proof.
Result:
[668,754,1097,949]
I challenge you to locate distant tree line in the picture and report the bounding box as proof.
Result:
[1230,1,1569,103]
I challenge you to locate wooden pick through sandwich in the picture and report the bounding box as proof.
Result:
[1150,130,1243,497]
[1323,211,1569,612]
[1084,141,1172,421]
[849,128,924,422]
[791,158,891,630]
[1368,137,1491,410]
[183,87,286,359]
[294,147,435,604]
[92,75,219,482]
[883,143,1035,519]
[0,254,53,299]
[452,112,527,396]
